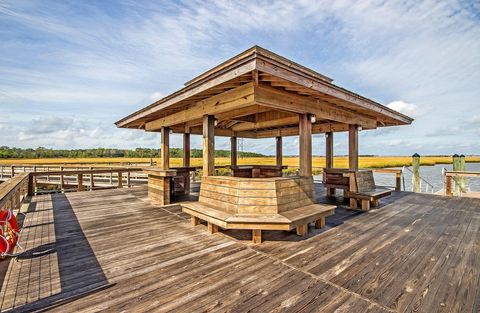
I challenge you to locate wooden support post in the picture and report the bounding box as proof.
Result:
[183,132,191,194]
[412,153,420,192]
[299,113,312,177]
[231,136,237,167]
[326,132,333,169]
[348,125,359,171]
[207,222,218,234]
[296,224,308,236]
[118,172,123,188]
[446,175,452,196]
[276,136,283,167]
[350,198,358,209]
[0,166,3,179]
[11,166,14,178]
[161,126,170,170]
[191,216,200,226]
[203,115,215,177]
[315,217,325,229]
[127,171,131,187]
[77,174,83,192]
[110,170,113,185]
[252,229,262,244]
[325,132,335,196]
[183,132,190,167]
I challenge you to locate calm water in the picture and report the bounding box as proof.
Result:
[375,163,480,192]
[315,163,480,193]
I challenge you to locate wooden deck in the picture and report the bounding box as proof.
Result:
[0,184,478,312]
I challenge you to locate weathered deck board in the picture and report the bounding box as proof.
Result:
[0,185,478,312]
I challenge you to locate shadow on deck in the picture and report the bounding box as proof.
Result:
[0,194,111,312]
[0,184,478,312]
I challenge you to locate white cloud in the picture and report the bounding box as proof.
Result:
[387,101,418,117]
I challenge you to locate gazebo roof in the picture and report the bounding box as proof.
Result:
[116,46,413,138]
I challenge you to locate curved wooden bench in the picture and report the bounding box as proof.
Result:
[181,176,336,243]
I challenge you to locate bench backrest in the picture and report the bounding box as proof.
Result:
[323,168,350,187]
[355,171,376,193]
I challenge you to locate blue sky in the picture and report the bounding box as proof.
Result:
[0,0,479,156]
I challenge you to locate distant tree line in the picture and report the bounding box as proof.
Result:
[0,146,265,159]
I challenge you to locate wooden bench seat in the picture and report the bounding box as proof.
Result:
[182,201,335,239]
[344,171,392,211]
[181,176,336,243]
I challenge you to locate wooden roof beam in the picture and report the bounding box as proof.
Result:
[256,58,412,125]
[145,82,255,131]
[254,122,349,138]
[231,116,299,132]
[254,84,377,129]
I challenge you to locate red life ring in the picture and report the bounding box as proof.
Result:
[0,209,20,257]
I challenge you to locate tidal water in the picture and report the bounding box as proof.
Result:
[375,163,480,192]
[315,163,480,193]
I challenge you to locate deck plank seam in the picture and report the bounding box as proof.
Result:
[240,243,398,313]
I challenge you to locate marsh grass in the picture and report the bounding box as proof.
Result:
[1,156,479,169]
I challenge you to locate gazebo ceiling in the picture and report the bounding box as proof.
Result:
[116,46,413,138]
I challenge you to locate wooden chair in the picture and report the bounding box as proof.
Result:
[344,170,392,211]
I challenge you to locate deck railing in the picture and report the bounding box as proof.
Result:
[402,166,436,193]
[0,173,29,212]
[443,170,480,196]
[27,168,145,195]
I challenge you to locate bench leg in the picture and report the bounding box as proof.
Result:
[326,188,336,197]
[191,216,200,226]
[315,217,325,229]
[349,198,358,209]
[208,222,218,234]
[296,224,308,236]
[361,199,370,211]
[371,199,379,207]
[252,229,262,244]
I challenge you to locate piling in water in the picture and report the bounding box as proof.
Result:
[459,154,466,192]
[412,153,420,193]
[453,154,460,193]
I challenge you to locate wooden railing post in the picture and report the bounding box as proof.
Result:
[59,166,65,191]
[0,166,3,179]
[27,174,34,196]
[395,172,401,191]
[445,175,452,196]
[11,166,15,178]
[78,174,84,192]
[90,167,94,191]
[118,172,123,188]
[127,171,131,187]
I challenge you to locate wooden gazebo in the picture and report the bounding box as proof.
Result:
[116,46,413,242]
